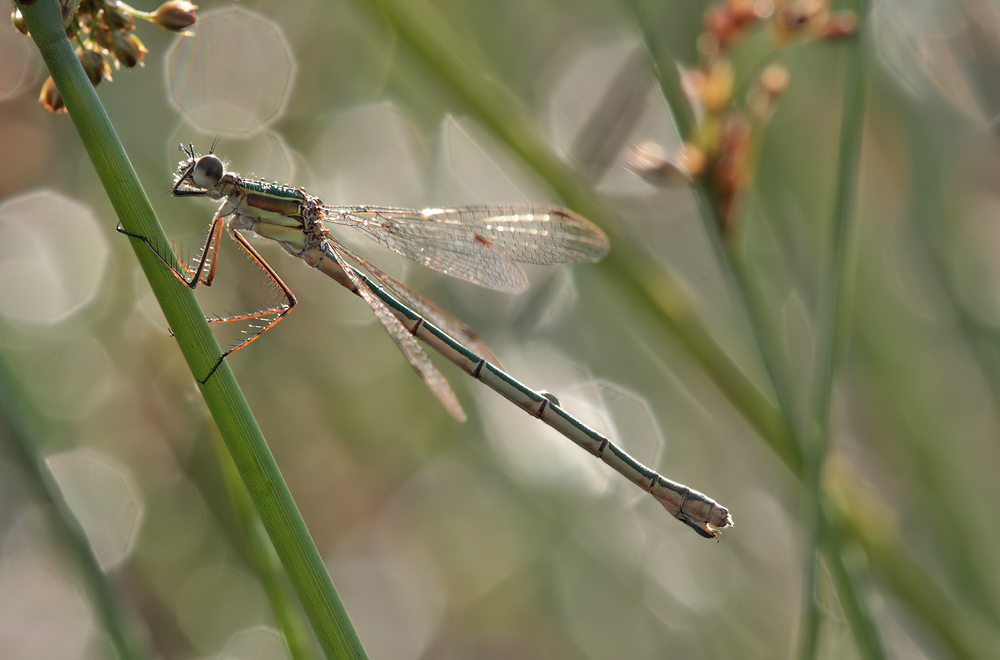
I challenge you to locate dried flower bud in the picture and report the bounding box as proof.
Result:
[759,63,789,97]
[625,141,705,187]
[40,77,66,113]
[112,33,148,68]
[152,1,198,32]
[798,0,827,22]
[104,6,135,31]
[701,58,735,112]
[776,7,808,31]
[727,0,758,26]
[92,21,115,51]
[676,143,707,178]
[704,5,738,45]
[12,8,28,35]
[715,116,750,191]
[747,64,790,122]
[78,48,111,86]
[697,32,721,59]
[823,11,857,39]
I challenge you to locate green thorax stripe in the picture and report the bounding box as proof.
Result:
[237,177,307,201]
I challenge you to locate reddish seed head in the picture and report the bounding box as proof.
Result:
[112,32,148,68]
[823,11,857,39]
[78,48,111,86]
[704,5,737,43]
[759,63,789,96]
[104,6,135,31]
[625,141,706,186]
[11,8,28,35]
[701,58,735,112]
[776,7,808,31]
[92,22,114,51]
[152,1,198,32]
[727,0,758,26]
[39,77,66,113]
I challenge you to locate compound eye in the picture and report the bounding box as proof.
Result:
[192,154,224,188]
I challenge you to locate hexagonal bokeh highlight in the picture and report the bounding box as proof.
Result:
[175,564,266,651]
[46,449,144,570]
[478,343,669,507]
[0,532,94,659]
[0,192,108,324]
[310,102,427,209]
[220,626,286,660]
[166,8,295,135]
[477,343,616,499]
[328,548,445,660]
[436,114,552,205]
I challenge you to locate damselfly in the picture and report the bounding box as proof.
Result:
[119,144,733,538]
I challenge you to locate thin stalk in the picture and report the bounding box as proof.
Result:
[827,473,1000,659]
[215,432,318,660]
[0,352,149,660]
[797,2,873,655]
[631,0,696,141]
[893,75,1000,625]
[15,2,366,657]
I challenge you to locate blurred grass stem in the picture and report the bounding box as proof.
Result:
[798,2,873,657]
[0,352,149,660]
[15,1,367,657]
[215,431,318,660]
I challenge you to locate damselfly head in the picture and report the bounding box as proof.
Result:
[191,154,225,189]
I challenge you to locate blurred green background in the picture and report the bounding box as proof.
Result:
[3,0,1000,658]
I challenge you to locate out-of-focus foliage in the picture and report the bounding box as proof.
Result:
[3,0,1000,658]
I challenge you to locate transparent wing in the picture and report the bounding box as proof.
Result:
[321,204,610,292]
[331,240,503,367]
[326,246,467,422]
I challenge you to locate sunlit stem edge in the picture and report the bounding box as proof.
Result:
[798,1,875,658]
[214,431,318,660]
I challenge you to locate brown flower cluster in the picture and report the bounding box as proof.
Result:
[627,0,856,235]
[12,1,198,113]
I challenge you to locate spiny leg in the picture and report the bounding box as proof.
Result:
[119,216,295,384]
[117,208,226,289]
[192,228,297,384]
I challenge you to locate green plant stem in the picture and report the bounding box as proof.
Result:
[15,2,366,657]
[215,432,318,660]
[631,0,696,140]
[827,479,1000,659]
[798,3,875,657]
[0,352,149,660]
